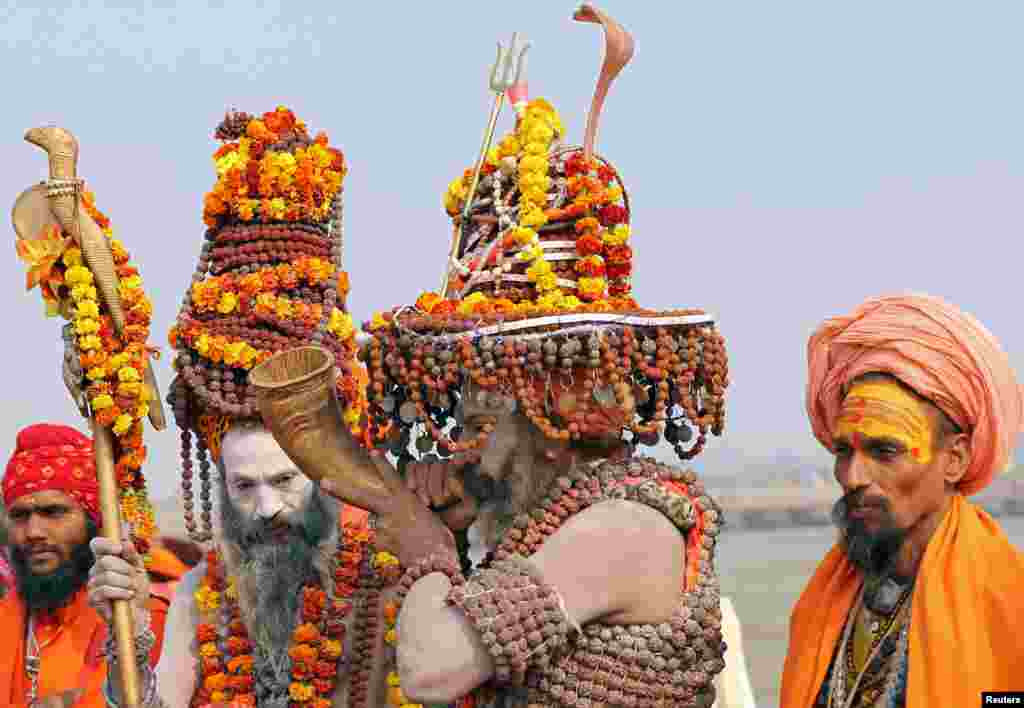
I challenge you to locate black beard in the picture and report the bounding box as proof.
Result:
[832,489,907,577]
[219,482,334,702]
[11,520,97,612]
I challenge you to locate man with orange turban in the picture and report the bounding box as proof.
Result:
[780,293,1024,707]
[0,423,189,708]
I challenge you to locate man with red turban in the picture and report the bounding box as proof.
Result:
[0,423,188,708]
[780,293,1024,707]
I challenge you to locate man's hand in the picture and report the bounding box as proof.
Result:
[406,460,479,531]
[32,688,83,707]
[86,534,151,627]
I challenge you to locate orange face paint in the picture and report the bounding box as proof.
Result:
[834,381,934,464]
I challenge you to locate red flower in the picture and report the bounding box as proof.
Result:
[575,234,604,257]
[607,262,632,279]
[605,245,633,264]
[598,204,628,226]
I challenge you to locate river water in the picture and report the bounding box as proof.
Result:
[714,514,1024,707]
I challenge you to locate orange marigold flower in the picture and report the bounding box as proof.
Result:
[576,234,604,257]
[196,623,218,644]
[204,673,228,691]
[383,601,399,625]
[227,655,254,675]
[288,643,318,664]
[292,623,321,645]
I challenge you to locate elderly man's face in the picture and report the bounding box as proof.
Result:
[220,426,315,539]
[7,490,90,576]
[830,377,965,574]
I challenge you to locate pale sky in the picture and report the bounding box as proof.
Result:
[3,0,1022,500]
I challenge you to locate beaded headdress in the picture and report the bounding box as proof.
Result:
[360,6,730,469]
[166,107,365,543]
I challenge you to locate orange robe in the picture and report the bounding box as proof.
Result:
[0,545,187,707]
[780,495,1024,707]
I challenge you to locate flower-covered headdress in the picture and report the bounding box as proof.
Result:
[361,6,730,469]
[167,107,365,543]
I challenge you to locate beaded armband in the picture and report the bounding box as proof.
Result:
[396,552,466,601]
[446,557,576,686]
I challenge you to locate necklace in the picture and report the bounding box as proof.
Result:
[25,614,41,704]
[826,582,913,708]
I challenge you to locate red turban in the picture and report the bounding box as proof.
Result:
[806,293,1024,495]
[3,423,99,524]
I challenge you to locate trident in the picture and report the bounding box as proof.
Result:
[440,32,530,298]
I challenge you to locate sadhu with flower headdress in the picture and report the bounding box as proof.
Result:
[176,6,749,708]
[88,105,373,708]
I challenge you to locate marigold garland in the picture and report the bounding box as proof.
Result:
[191,516,372,706]
[16,187,158,555]
[203,107,347,228]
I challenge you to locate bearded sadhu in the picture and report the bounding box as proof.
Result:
[0,423,189,708]
[781,293,1024,707]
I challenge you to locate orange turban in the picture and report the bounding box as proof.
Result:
[806,293,1023,495]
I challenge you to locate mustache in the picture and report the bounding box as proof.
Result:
[832,488,890,523]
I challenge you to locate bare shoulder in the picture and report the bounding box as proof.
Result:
[554,497,684,545]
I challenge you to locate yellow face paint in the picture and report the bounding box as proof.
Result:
[834,381,934,464]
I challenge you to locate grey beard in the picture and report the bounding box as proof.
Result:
[219,482,336,702]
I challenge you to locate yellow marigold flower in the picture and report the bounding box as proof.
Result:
[117,366,141,384]
[517,244,543,262]
[526,260,552,280]
[536,273,559,292]
[75,300,100,319]
[194,585,221,612]
[113,414,134,436]
[511,227,536,247]
[64,266,94,287]
[606,185,624,201]
[373,551,399,568]
[223,341,247,366]
[91,394,114,410]
[216,292,238,314]
[238,345,258,369]
[328,309,354,339]
[343,405,361,426]
[386,671,401,687]
[86,366,107,381]
[198,641,219,658]
[289,683,315,701]
[74,317,100,335]
[78,335,102,351]
[275,297,293,319]
[195,334,211,356]
[117,382,142,398]
[215,150,243,175]
[384,628,397,644]
[519,154,548,173]
[520,187,549,207]
[562,295,582,309]
[69,284,96,303]
[135,403,150,420]
[120,274,142,290]
[62,247,83,267]
[518,206,548,229]
[603,223,631,246]
[370,312,389,330]
[319,639,342,660]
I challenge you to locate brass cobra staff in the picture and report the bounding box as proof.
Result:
[12,126,168,708]
[440,32,530,298]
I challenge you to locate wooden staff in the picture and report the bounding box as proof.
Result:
[15,126,148,707]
